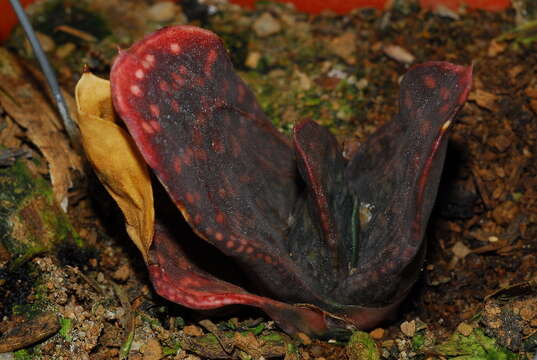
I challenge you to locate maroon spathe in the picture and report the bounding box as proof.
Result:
[110,25,472,336]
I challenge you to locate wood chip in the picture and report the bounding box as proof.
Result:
[233,332,263,359]
[524,86,537,99]
[487,40,507,57]
[112,263,131,282]
[456,322,473,336]
[370,328,385,339]
[383,45,415,65]
[140,338,163,360]
[328,32,357,65]
[469,89,500,112]
[0,312,60,353]
[297,332,312,345]
[183,325,204,337]
[400,320,416,337]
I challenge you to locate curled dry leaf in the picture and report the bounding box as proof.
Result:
[75,72,154,261]
[0,48,82,210]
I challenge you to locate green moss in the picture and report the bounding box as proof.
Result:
[286,341,299,357]
[162,344,182,356]
[434,328,517,360]
[0,161,83,259]
[12,303,43,318]
[412,333,426,351]
[260,332,285,343]
[346,331,380,360]
[119,328,135,360]
[248,322,266,336]
[198,333,219,345]
[59,317,73,341]
[14,349,34,360]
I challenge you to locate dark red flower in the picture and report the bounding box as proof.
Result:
[110,25,471,336]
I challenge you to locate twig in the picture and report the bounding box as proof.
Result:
[0,148,30,166]
[8,0,81,151]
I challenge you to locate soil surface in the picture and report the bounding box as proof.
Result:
[0,0,536,359]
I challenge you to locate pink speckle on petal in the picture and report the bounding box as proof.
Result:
[173,157,182,174]
[424,75,436,89]
[182,148,193,165]
[170,99,180,112]
[170,43,181,53]
[215,232,224,241]
[141,121,154,134]
[145,54,155,64]
[135,69,144,79]
[226,240,234,248]
[150,120,161,132]
[130,85,142,96]
[159,80,169,92]
[439,104,451,114]
[204,49,217,75]
[186,192,195,204]
[440,87,450,100]
[172,73,185,86]
[150,104,160,117]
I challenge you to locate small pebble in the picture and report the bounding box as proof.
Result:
[253,12,281,37]
[452,241,472,259]
[183,325,203,337]
[147,1,180,22]
[383,44,415,65]
[245,51,261,69]
[55,43,76,59]
[400,320,416,337]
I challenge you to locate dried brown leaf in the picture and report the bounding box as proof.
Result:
[75,72,154,261]
[0,48,83,210]
[469,88,500,112]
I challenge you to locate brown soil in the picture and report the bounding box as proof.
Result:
[0,0,536,359]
